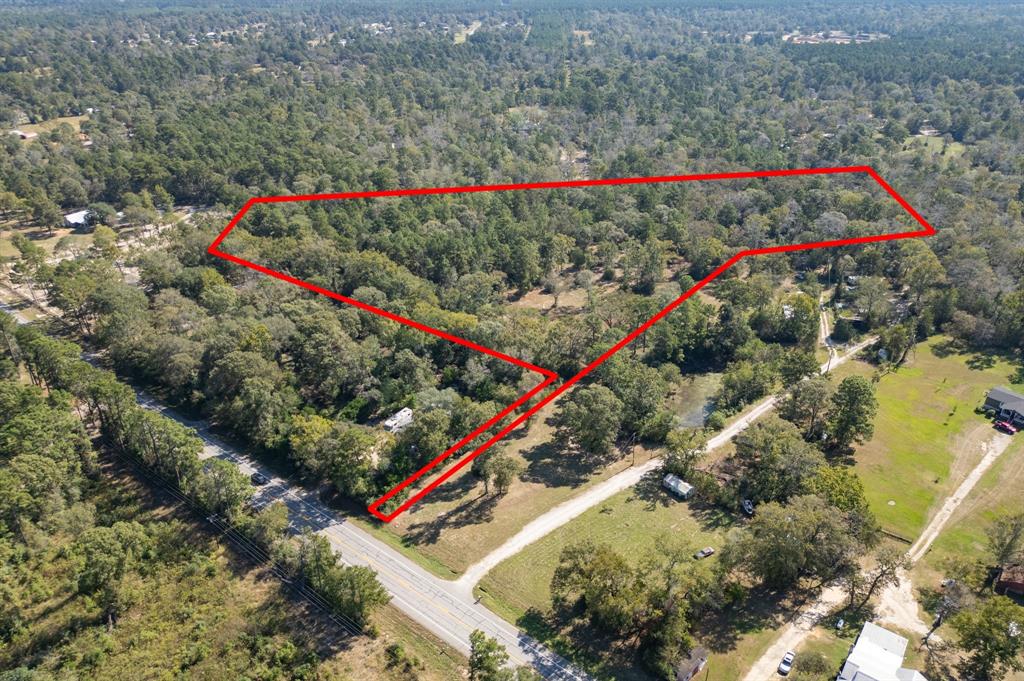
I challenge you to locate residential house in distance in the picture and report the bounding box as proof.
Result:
[783,30,888,45]
[837,622,928,681]
[63,209,91,228]
[8,129,38,140]
[383,407,414,434]
[984,387,1024,429]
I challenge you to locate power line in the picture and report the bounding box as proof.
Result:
[102,444,365,640]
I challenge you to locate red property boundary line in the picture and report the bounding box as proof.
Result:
[208,165,935,522]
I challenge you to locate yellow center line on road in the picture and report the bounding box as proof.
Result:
[320,527,463,619]
[234,463,515,649]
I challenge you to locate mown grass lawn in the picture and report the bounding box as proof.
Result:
[1,224,95,261]
[356,399,669,578]
[914,428,1024,584]
[477,476,730,615]
[475,335,1023,680]
[840,336,1023,540]
[360,369,726,578]
[476,476,732,679]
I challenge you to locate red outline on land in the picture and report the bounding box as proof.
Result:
[208,165,935,522]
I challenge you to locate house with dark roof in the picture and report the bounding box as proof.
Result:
[984,387,1024,428]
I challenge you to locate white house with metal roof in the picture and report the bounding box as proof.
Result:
[63,209,91,228]
[838,622,928,681]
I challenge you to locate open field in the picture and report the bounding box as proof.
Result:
[476,479,732,678]
[1,223,95,262]
[453,20,482,43]
[903,134,966,158]
[913,421,1024,583]
[13,114,88,137]
[476,478,730,617]
[353,399,670,577]
[572,29,595,45]
[837,336,1023,541]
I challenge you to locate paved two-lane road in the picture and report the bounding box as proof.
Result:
[1,299,587,680]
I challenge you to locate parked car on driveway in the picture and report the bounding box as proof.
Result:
[741,499,755,516]
[694,547,715,560]
[778,651,795,676]
[995,421,1018,435]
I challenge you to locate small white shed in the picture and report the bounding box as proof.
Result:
[383,407,414,434]
[663,473,694,499]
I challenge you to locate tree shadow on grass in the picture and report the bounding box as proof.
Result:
[402,492,502,547]
[696,584,816,655]
[409,470,479,507]
[629,470,736,533]
[921,640,961,681]
[690,504,737,534]
[630,469,677,511]
[520,440,607,489]
[502,410,557,444]
[930,339,960,358]
[965,353,997,371]
[516,607,649,680]
[930,338,1022,379]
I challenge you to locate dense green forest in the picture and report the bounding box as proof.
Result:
[2,0,1024,679]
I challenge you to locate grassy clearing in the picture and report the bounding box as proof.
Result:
[367,606,467,680]
[366,400,668,577]
[914,428,1024,583]
[476,477,732,679]
[902,134,966,158]
[572,29,595,45]
[453,20,482,44]
[15,114,88,137]
[1,223,95,262]
[476,478,730,615]
[474,477,825,681]
[841,336,1023,540]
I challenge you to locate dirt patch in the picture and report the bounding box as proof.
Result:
[572,29,595,45]
[946,422,990,489]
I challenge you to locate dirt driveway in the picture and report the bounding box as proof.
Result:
[742,430,1014,680]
